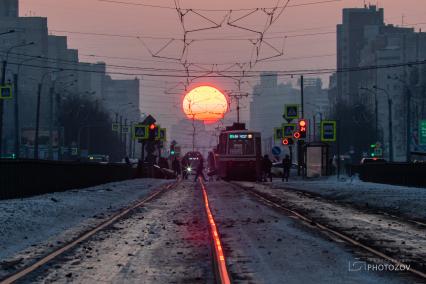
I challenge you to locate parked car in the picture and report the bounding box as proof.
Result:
[360,158,386,165]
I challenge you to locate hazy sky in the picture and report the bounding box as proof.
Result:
[19,0,426,123]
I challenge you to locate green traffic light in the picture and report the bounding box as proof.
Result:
[171,151,175,155]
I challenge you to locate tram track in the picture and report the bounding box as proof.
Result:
[0,181,178,284]
[233,182,426,281]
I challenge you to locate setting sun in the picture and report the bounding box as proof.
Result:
[183,85,228,123]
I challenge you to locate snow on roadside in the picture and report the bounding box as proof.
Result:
[0,178,171,263]
[271,176,426,221]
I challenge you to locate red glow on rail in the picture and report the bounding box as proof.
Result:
[201,181,231,284]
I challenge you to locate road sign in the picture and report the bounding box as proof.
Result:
[122,125,130,134]
[112,123,119,132]
[0,85,12,99]
[321,121,337,142]
[274,127,284,140]
[133,124,148,140]
[420,120,426,145]
[284,104,299,120]
[272,146,281,156]
[282,123,297,138]
[374,147,383,157]
[157,128,167,141]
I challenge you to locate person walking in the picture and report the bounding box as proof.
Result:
[172,157,181,178]
[262,154,273,182]
[282,154,291,182]
[194,157,207,182]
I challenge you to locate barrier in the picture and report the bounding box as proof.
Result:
[351,163,426,187]
[0,159,138,200]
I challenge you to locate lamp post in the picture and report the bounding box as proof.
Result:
[34,69,63,159]
[48,74,75,159]
[13,55,42,158]
[360,87,379,142]
[373,86,393,162]
[0,41,35,155]
[388,75,412,162]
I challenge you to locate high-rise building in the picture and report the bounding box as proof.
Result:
[337,5,384,103]
[0,0,18,18]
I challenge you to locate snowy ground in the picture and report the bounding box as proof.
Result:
[0,178,171,277]
[206,181,414,284]
[23,181,213,284]
[270,176,426,222]
[235,181,426,275]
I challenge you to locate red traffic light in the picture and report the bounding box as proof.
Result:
[149,124,156,130]
[293,131,301,139]
[282,138,289,145]
[299,119,307,132]
[282,138,294,145]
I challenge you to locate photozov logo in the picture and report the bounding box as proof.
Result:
[349,261,366,272]
[349,259,411,272]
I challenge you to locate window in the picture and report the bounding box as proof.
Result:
[228,139,255,155]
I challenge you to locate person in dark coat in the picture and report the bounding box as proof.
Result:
[194,157,207,182]
[262,155,273,182]
[172,157,181,178]
[282,154,292,182]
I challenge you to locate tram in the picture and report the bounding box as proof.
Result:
[214,123,262,181]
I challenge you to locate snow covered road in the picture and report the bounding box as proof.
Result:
[206,181,416,284]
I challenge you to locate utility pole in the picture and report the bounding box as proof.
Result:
[0,59,7,155]
[300,75,304,118]
[13,73,19,158]
[389,98,393,162]
[124,118,128,157]
[34,83,43,159]
[48,86,54,159]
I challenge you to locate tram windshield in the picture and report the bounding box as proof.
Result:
[228,137,255,155]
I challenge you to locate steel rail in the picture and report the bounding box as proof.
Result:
[235,184,426,281]
[0,181,178,284]
[200,180,231,284]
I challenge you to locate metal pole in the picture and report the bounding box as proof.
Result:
[300,75,304,118]
[389,99,393,162]
[406,87,411,162]
[0,60,7,155]
[313,115,316,141]
[34,83,42,159]
[124,118,128,156]
[375,91,378,142]
[13,73,19,158]
[128,121,133,158]
[237,98,240,123]
[48,86,54,159]
[337,120,341,180]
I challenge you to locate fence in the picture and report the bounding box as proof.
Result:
[0,159,138,200]
[351,163,426,188]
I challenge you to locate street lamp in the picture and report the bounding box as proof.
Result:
[388,75,412,162]
[360,87,379,142]
[372,85,393,162]
[13,55,42,158]
[34,69,63,159]
[47,73,75,159]
[0,41,35,156]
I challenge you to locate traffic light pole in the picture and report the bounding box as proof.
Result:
[300,75,304,118]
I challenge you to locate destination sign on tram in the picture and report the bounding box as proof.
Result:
[229,133,254,140]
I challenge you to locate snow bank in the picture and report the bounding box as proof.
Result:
[272,176,426,221]
[0,179,170,261]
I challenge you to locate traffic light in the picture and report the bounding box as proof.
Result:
[293,131,301,139]
[170,144,175,156]
[299,119,307,139]
[148,123,158,140]
[282,138,294,145]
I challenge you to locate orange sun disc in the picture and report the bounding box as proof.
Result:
[183,85,228,123]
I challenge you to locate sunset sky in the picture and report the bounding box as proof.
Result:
[18,0,426,122]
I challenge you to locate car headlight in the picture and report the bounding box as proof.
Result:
[187,167,192,172]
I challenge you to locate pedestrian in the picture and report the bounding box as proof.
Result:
[172,157,181,178]
[194,157,207,182]
[282,154,291,182]
[262,154,273,182]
